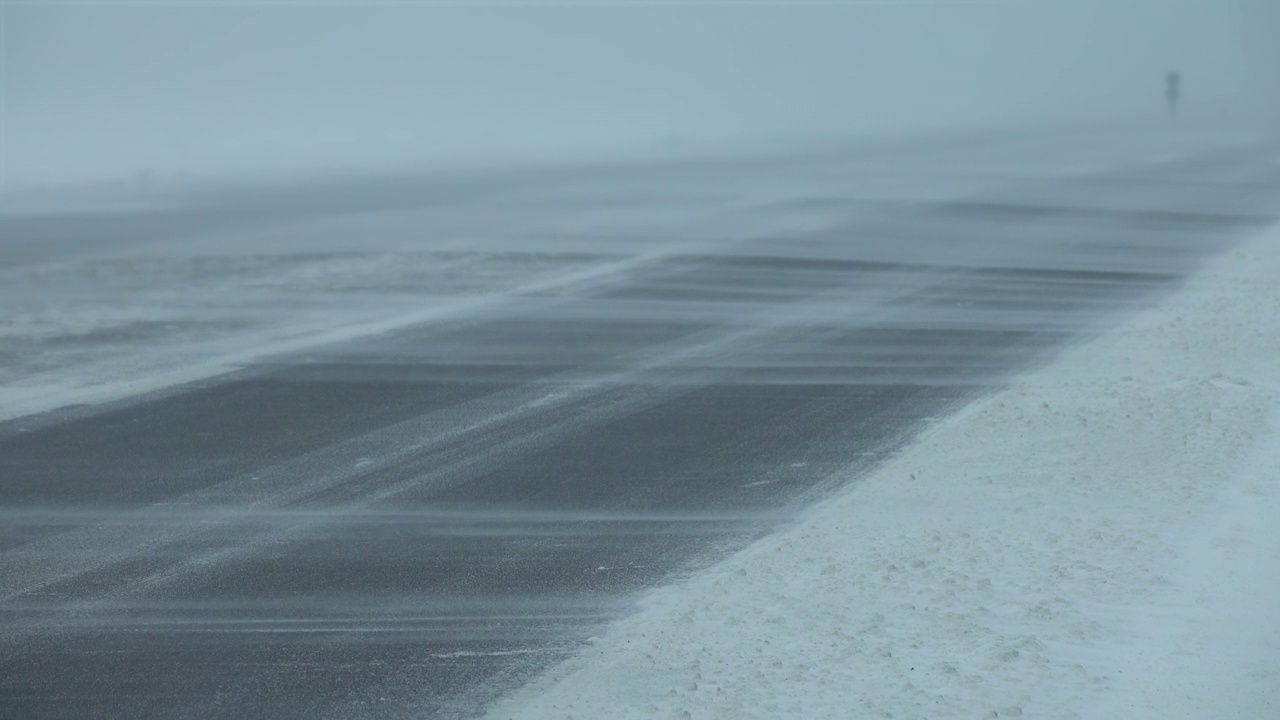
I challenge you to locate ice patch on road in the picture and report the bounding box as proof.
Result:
[483,225,1280,719]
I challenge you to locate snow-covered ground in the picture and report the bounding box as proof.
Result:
[1,128,1253,425]
[483,224,1280,719]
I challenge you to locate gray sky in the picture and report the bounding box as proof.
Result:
[2,1,1277,187]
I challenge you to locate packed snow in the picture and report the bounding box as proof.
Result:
[483,224,1280,719]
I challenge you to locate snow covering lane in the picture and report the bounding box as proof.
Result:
[485,225,1280,720]
[3,129,1280,719]
[3,130,1275,424]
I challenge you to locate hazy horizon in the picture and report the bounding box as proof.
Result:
[3,1,1278,189]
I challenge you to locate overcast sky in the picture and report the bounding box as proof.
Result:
[3,1,1277,188]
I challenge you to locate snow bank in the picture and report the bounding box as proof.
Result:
[484,225,1280,719]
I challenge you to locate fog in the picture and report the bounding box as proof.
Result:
[3,0,1276,189]
[6,4,1280,718]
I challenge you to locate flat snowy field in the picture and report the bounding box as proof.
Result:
[484,224,1280,719]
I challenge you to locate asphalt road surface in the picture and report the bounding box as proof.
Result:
[3,128,1280,718]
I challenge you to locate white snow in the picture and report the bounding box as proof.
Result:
[483,224,1280,719]
[0,246,666,422]
[3,129,1254,424]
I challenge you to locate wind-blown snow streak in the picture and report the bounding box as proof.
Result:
[3,129,1278,718]
[1,128,1265,423]
[483,227,1280,718]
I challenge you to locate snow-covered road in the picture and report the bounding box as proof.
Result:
[3,125,1272,423]
[486,221,1280,720]
[3,126,1279,718]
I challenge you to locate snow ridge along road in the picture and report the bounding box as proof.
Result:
[2,128,1279,718]
[485,225,1280,719]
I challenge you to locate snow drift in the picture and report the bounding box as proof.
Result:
[483,224,1280,718]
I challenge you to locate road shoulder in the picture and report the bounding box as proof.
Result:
[484,225,1280,719]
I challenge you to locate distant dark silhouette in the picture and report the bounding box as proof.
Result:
[1166,71,1181,116]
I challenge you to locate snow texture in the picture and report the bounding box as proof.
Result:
[483,225,1280,719]
[0,129,1250,423]
[0,249,655,422]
